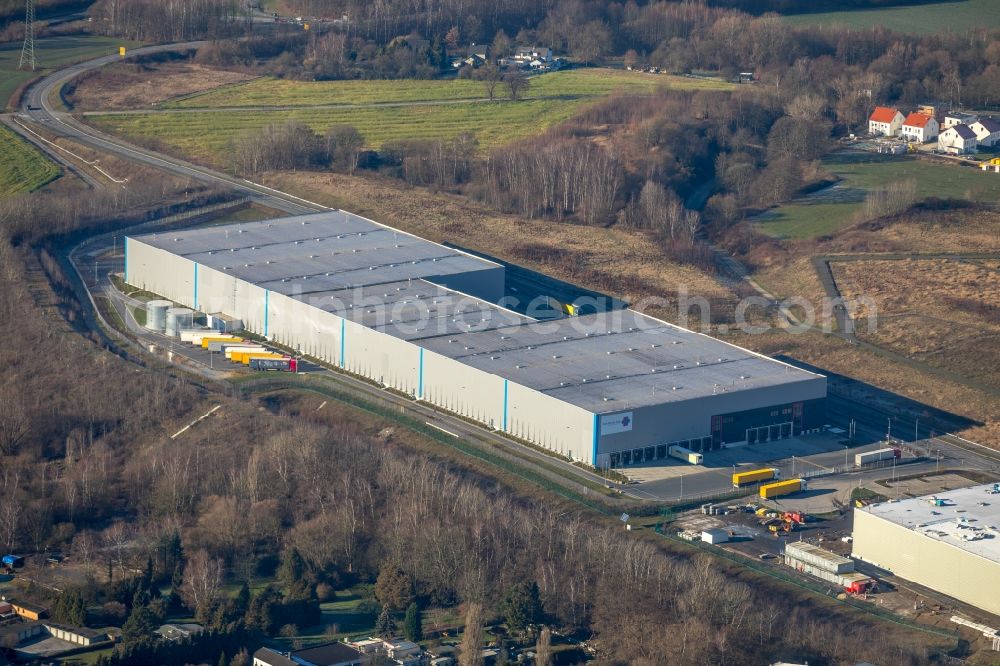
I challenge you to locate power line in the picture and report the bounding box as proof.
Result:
[19,0,36,71]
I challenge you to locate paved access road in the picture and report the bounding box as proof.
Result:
[17,40,320,215]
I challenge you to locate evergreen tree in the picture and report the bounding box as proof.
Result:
[499,581,542,636]
[403,602,422,642]
[218,650,228,666]
[122,604,157,646]
[278,548,308,598]
[375,604,396,638]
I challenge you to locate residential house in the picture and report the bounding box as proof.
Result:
[943,111,978,129]
[900,112,939,142]
[254,642,363,666]
[155,623,203,642]
[970,118,1000,147]
[982,158,1000,173]
[868,107,904,136]
[467,44,489,62]
[938,124,978,154]
[513,46,552,63]
[383,639,422,663]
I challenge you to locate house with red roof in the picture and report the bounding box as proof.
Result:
[900,112,939,143]
[868,106,904,137]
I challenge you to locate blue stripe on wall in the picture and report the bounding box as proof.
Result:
[503,380,509,431]
[592,414,599,466]
[264,289,269,337]
[418,348,424,398]
[193,263,199,310]
[340,318,346,368]
[123,237,128,284]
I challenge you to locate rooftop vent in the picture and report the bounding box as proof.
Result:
[208,250,216,255]
[672,340,681,344]
[490,355,500,360]
[516,364,525,369]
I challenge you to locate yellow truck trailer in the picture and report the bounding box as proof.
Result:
[759,478,805,500]
[732,468,779,487]
[199,335,240,349]
[241,352,285,366]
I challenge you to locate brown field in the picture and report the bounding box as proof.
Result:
[263,171,732,312]
[833,259,1000,390]
[66,61,256,111]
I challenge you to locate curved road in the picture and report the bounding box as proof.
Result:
[17,40,322,215]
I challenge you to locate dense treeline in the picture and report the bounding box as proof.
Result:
[87,0,241,42]
[705,0,958,14]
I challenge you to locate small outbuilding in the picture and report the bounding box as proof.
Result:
[702,528,731,544]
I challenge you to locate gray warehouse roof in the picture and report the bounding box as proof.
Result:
[133,212,823,413]
[859,484,1000,564]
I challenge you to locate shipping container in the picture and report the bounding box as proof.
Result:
[784,541,854,574]
[841,571,875,594]
[668,445,703,465]
[760,478,805,499]
[250,357,297,372]
[732,468,779,487]
[854,447,901,466]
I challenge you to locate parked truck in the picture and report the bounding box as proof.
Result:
[200,335,241,349]
[854,447,901,466]
[223,345,267,361]
[241,352,285,365]
[759,478,806,499]
[732,468,780,488]
[668,445,703,465]
[250,357,298,372]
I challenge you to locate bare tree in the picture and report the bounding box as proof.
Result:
[180,549,224,617]
[535,626,553,666]
[0,390,28,456]
[458,602,484,666]
[475,64,503,102]
[504,70,530,101]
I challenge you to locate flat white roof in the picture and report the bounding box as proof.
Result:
[132,211,824,413]
[859,483,1000,565]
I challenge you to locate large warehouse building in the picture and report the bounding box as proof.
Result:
[853,484,1000,616]
[125,211,826,467]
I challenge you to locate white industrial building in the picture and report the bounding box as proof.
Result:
[853,484,1000,617]
[125,211,826,468]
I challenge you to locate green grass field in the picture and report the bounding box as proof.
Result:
[91,97,593,162]
[165,67,732,109]
[756,152,1000,239]
[0,123,60,197]
[0,35,142,109]
[783,0,1000,34]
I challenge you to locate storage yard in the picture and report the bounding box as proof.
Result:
[124,211,827,468]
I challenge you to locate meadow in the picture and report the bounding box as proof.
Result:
[0,123,60,197]
[92,97,600,163]
[165,67,732,109]
[782,0,1000,34]
[755,152,1000,239]
[0,35,142,109]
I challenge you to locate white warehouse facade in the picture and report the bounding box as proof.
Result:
[125,211,826,467]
